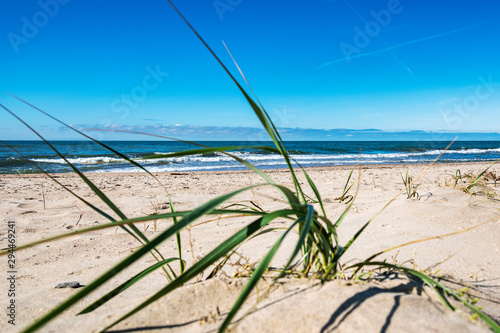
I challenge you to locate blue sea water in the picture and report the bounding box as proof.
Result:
[1,141,500,174]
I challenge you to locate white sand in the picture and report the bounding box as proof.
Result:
[0,162,499,332]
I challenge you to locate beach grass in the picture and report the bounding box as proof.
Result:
[335,169,357,204]
[0,1,499,332]
[464,160,500,199]
[445,160,500,200]
[401,170,420,199]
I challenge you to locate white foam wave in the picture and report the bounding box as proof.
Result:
[31,156,123,164]
[29,147,500,168]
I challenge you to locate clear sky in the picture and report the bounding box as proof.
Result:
[1,0,500,140]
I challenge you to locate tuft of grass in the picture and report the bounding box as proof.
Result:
[452,169,463,187]
[148,197,162,232]
[447,161,500,199]
[464,160,499,198]
[0,2,498,333]
[401,170,420,200]
[484,170,499,186]
[335,169,357,204]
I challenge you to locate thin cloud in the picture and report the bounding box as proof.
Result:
[341,0,417,79]
[317,22,490,69]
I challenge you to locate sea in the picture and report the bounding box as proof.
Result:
[1,140,500,174]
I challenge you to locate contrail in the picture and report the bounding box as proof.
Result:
[341,0,417,79]
[317,21,491,69]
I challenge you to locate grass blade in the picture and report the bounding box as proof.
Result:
[78,258,181,314]
[168,196,185,274]
[141,146,279,160]
[218,215,305,332]
[302,169,327,218]
[84,128,299,201]
[21,184,297,333]
[466,158,500,193]
[0,103,176,279]
[0,104,141,240]
[101,209,299,332]
[347,262,500,333]
[164,0,306,202]
[277,205,314,279]
[0,140,115,222]
[6,92,170,193]
[0,209,266,256]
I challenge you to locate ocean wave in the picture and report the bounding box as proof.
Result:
[30,156,124,164]
[26,146,500,166]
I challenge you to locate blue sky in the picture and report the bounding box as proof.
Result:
[1,0,500,140]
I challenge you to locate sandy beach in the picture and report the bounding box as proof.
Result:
[1,162,499,332]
